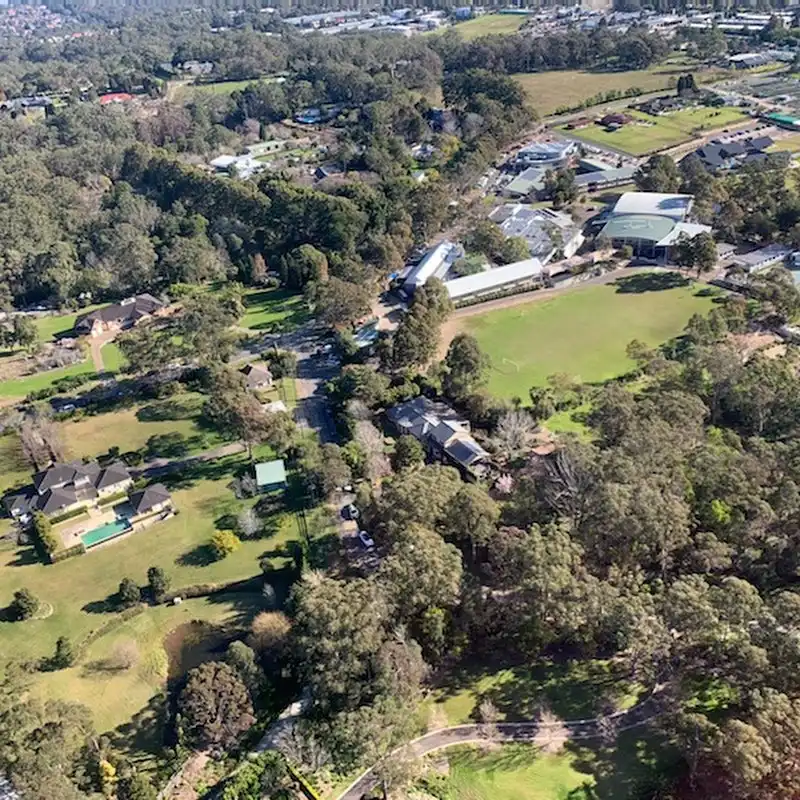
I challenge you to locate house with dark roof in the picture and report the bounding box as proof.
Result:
[128,483,173,517]
[240,362,273,391]
[74,294,165,337]
[386,396,489,477]
[3,460,132,520]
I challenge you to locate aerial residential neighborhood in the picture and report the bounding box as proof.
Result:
[5,3,800,800]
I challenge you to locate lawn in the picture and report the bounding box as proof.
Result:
[459,274,716,399]
[101,342,127,372]
[429,660,642,727]
[33,305,103,341]
[770,135,800,153]
[0,359,97,398]
[190,79,258,95]
[0,457,300,666]
[0,433,29,495]
[240,287,309,332]
[436,746,595,800]
[451,13,526,40]
[558,106,748,155]
[514,63,731,117]
[32,592,264,752]
[58,392,225,460]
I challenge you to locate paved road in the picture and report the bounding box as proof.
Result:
[336,693,664,800]
[133,441,246,478]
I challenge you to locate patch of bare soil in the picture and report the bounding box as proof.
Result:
[730,331,786,361]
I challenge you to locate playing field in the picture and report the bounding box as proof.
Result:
[451,13,526,40]
[458,276,716,399]
[558,106,748,155]
[514,63,731,117]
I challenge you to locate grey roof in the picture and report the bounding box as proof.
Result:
[74,294,163,332]
[241,362,273,387]
[95,462,131,491]
[386,396,463,431]
[3,489,36,516]
[129,483,172,515]
[445,438,488,468]
[720,141,746,157]
[429,420,463,447]
[600,213,677,244]
[37,486,82,515]
[747,136,773,152]
[505,167,546,197]
[33,461,100,494]
[573,166,637,187]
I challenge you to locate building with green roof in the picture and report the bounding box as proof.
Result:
[255,459,288,492]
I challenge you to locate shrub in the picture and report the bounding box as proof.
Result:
[210,529,241,560]
[147,566,170,602]
[109,640,140,670]
[49,543,85,563]
[11,588,40,620]
[118,578,141,608]
[49,506,89,525]
[51,636,75,669]
[32,511,60,559]
[248,611,291,661]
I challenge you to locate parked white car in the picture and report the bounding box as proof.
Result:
[357,530,375,550]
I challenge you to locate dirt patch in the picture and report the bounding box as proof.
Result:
[730,331,786,361]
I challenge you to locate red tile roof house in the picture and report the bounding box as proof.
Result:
[73,294,165,337]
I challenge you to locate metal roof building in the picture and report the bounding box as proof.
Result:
[445,258,545,303]
[403,241,461,293]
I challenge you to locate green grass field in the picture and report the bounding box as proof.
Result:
[0,359,97,398]
[32,592,263,750]
[33,306,102,341]
[190,79,257,95]
[451,13,526,40]
[58,393,225,460]
[438,746,595,800]
[101,342,127,372]
[459,276,716,399]
[0,433,29,494]
[429,660,642,727]
[0,459,299,666]
[559,107,748,155]
[514,63,731,117]
[240,287,309,332]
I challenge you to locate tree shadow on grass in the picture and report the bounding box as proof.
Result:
[6,546,42,567]
[613,272,690,294]
[81,593,120,614]
[109,690,170,762]
[566,726,680,800]
[175,544,217,567]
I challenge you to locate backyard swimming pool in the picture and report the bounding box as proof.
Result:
[81,518,132,548]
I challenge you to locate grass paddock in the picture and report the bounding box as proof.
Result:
[451,13,526,40]
[458,273,716,399]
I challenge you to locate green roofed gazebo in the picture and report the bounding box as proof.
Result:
[255,459,288,492]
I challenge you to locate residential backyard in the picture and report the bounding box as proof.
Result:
[457,274,716,399]
[558,106,748,155]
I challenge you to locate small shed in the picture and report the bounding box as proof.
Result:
[255,459,288,492]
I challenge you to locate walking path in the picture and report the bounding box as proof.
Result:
[335,691,665,800]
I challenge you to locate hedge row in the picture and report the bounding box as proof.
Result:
[97,490,130,507]
[49,506,89,525]
[74,604,146,660]
[50,543,86,563]
[162,574,264,604]
[288,764,323,800]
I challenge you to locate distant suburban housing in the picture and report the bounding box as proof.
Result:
[386,396,489,477]
[210,153,267,180]
[4,460,132,520]
[255,459,288,492]
[74,294,165,337]
[599,192,712,262]
[684,135,780,172]
[241,362,274,390]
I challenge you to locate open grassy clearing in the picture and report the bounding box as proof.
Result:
[0,358,97,398]
[515,64,731,117]
[451,13,526,40]
[769,134,800,153]
[0,458,299,665]
[57,392,226,460]
[189,79,258,95]
[240,287,309,332]
[558,106,748,155]
[101,342,127,372]
[436,745,594,800]
[429,660,643,727]
[32,305,103,341]
[32,592,263,750]
[459,274,716,399]
[0,433,29,495]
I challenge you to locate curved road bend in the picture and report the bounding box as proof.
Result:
[336,694,663,800]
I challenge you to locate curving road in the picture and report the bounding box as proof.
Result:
[335,693,664,800]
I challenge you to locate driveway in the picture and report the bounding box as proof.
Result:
[335,691,665,800]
